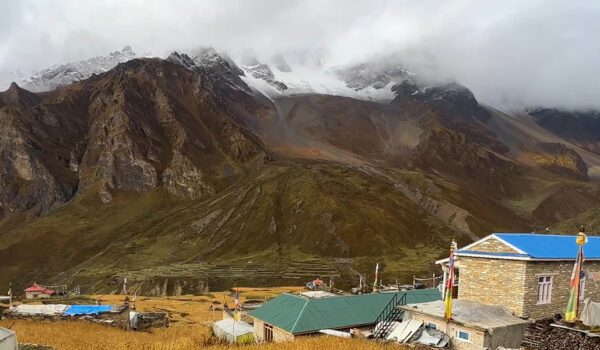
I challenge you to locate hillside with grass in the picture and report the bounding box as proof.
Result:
[2,54,600,293]
[0,287,429,350]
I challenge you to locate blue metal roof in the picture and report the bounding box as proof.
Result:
[458,250,530,259]
[459,233,600,260]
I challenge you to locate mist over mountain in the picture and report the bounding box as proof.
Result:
[2,1,600,110]
[2,1,600,293]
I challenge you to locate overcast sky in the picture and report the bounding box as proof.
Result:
[1,0,599,110]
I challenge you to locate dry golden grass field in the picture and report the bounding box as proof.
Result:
[0,287,413,350]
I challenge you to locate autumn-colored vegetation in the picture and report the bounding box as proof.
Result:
[0,318,412,350]
[0,287,412,350]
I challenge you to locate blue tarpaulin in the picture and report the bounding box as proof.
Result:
[63,305,112,316]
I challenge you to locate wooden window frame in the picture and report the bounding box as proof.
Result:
[264,323,274,342]
[537,275,553,305]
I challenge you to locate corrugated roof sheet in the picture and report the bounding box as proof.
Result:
[12,304,69,316]
[399,300,530,330]
[24,283,55,294]
[213,318,254,336]
[249,289,441,334]
[472,233,600,260]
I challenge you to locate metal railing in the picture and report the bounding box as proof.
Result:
[372,292,407,338]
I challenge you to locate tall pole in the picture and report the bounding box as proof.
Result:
[444,240,458,322]
[359,275,363,293]
[373,263,379,293]
[566,227,587,322]
[441,267,448,298]
[232,287,238,343]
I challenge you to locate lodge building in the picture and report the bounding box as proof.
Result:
[437,233,600,320]
[249,289,441,342]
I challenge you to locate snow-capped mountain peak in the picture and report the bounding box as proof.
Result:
[235,54,413,102]
[167,49,252,93]
[1,46,150,92]
[240,57,288,92]
[2,46,416,104]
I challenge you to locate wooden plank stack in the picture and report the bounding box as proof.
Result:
[522,318,600,350]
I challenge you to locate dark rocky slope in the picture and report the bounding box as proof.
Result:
[1,54,600,293]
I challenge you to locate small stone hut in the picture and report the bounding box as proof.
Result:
[399,300,530,350]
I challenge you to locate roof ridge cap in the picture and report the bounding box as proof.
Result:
[290,298,310,333]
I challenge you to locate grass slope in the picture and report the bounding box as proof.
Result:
[0,161,457,292]
[0,288,425,350]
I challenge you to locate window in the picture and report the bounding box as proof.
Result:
[264,323,273,342]
[427,323,437,330]
[537,276,553,304]
[456,330,471,342]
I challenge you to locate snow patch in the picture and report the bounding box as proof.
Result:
[240,60,397,102]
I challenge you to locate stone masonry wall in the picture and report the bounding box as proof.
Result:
[457,256,528,317]
[467,237,518,254]
[457,255,600,320]
[253,318,295,342]
[406,313,486,350]
[523,260,600,320]
[254,319,265,342]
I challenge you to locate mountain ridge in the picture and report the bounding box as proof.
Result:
[1,50,600,294]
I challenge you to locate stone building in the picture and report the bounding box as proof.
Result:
[24,283,55,299]
[399,300,529,350]
[249,289,441,342]
[437,233,600,320]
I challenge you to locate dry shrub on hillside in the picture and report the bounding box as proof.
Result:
[0,320,209,350]
[0,319,414,350]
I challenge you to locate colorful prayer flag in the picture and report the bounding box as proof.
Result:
[373,263,380,290]
[565,231,587,322]
[444,240,458,321]
[234,287,241,321]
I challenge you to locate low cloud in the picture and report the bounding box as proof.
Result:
[1,0,599,110]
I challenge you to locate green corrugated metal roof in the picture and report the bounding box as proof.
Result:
[249,289,441,334]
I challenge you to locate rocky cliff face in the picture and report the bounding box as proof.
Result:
[388,81,516,192]
[0,58,266,214]
[0,83,85,214]
[241,57,288,91]
[3,52,600,294]
[392,80,492,123]
[339,62,411,90]
[531,108,600,155]
[532,143,588,180]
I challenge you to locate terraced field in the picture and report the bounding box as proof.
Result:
[71,259,342,295]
